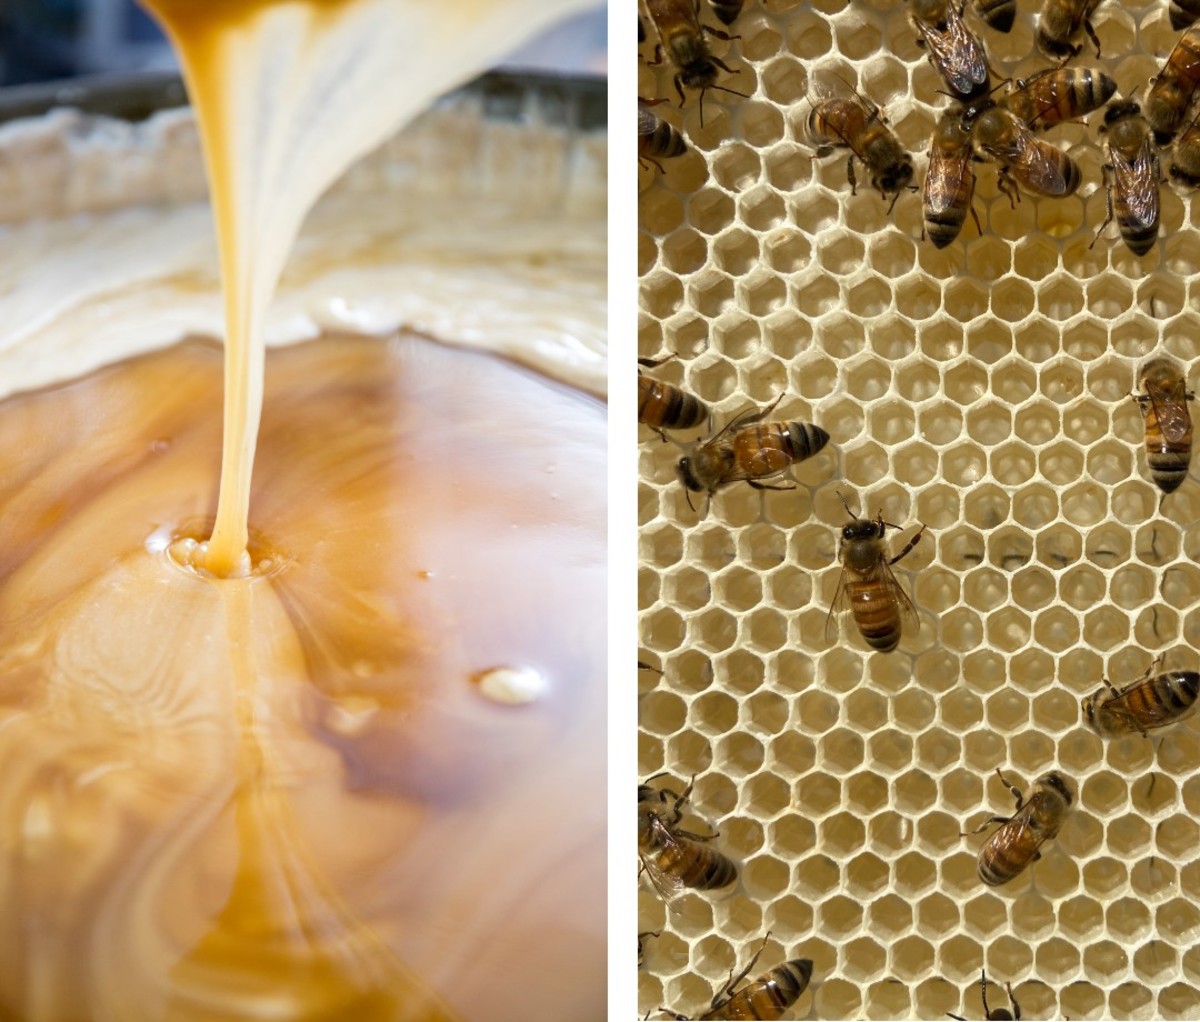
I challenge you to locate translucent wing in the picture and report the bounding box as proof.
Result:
[824,564,851,644]
[1147,378,1193,443]
[1006,129,1076,195]
[925,142,974,216]
[639,850,687,902]
[1110,137,1161,233]
[919,8,989,97]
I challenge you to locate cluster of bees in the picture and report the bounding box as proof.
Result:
[638,0,1200,255]
[639,342,1197,1016]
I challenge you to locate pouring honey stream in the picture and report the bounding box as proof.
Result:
[0,1,605,1019]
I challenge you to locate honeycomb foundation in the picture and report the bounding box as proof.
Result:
[638,1,1200,1018]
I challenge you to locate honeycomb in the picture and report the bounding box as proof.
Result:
[637,1,1200,1019]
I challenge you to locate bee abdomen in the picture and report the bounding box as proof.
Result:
[925,207,968,249]
[707,0,743,24]
[1171,0,1200,30]
[1147,447,1191,492]
[1140,670,1200,721]
[1117,209,1160,256]
[638,376,707,430]
[977,841,1023,886]
[781,422,831,462]
[848,584,902,652]
[655,842,737,890]
[638,110,688,160]
[975,0,1016,30]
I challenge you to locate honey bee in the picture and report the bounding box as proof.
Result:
[965,769,1076,887]
[644,0,743,122]
[1035,0,1103,58]
[967,101,1081,204]
[826,492,926,654]
[1134,356,1194,495]
[806,81,915,210]
[638,99,689,173]
[923,106,982,248]
[972,0,1016,32]
[1004,65,1117,130]
[638,354,709,438]
[706,0,744,25]
[1093,99,1161,257]
[638,775,738,900]
[676,396,831,508]
[1145,27,1200,145]
[1170,0,1200,30]
[1083,659,1200,738]
[909,0,992,102]
[947,969,1021,1022]
[1171,104,1200,185]
[662,933,814,1021]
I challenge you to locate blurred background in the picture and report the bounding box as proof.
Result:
[0,0,607,86]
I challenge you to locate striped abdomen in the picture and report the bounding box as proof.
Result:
[847,581,902,652]
[977,822,1042,886]
[730,421,830,480]
[646,832,737,890]
[973,0,1016,30]
[706,0,743,24]
[705,960,815,1020]
[1171,0,1200,30]
[638,106,688,163]
[638,375,707,432]
[1101,670,1200,733]
[1144,401,1193,493]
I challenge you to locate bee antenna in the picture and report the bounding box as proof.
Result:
[836,489,857,519]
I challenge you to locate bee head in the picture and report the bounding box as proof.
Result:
[1040,770,1077,806]
[841,518,884,543]
[679,58,719,90]
[1103,99,1141,129]
[876,158,914,196]
[676,457,703,492]
[1080,693,1100,734]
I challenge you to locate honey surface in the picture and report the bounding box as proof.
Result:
[0,335,606,1020]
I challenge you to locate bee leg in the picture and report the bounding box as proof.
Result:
[996,169,1020,209]
[1090,175,1115,250]
[1084,16,1101,57]
[640,156,667,174]
[846,155,859,195]
[748,479,797,491]
[888,523,927,566]
[980,969,992,1019]
[649,44,665,67]
[1008,982,1022,1021]
[674,72,687,108]
[638,354,679,369]
[994,767,1025,808]
[701,25,740,42]
[961,814,1011,838]
[714,933,770,1005]
[653,1007,687,1020]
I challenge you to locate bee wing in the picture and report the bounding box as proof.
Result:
[639,852,688,902]
[1008,131,1075,195]
[1110,138,1161,232]
[824,567,851,644]
[879,558,922,632]
[1147,379,1194,443]
[920,12,989,95]
[924,144,974,215]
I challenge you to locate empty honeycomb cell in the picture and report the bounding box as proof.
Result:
[1082,605,1131,652]
[1029,688,1078,736]
[913,568,960,619]
[985,185,1039,241]
[987,932,1034,978]
[843,440,891,490]
[916,727,961,775]
[868,730,914,776]
[942,278,989,324]
[1136,940,1179,988]
[961,891,1008,944]
[990,441,1037,486]
[940,607,983,653]
[745,606,788,652]
[665,564,713,611]
[917,399,963,446]
[741,853,792,903]
[939,851,983,902]
[966,318,1014,365]
[962,566,1007,612]
[819,727,866,776]
[1157,813,1200,860]
[739,772,788,825]
[738,267,789,317]
[1015,400,1061,446]
[1108,982,1155,1021]
[942,442,987,486]
[690,605,740,653]
[815,976,863,1020]
[991,278,1037,324]
[711,227,760,277]
[966,402,1013,447]
[1140,604,1182,648]
[1037,936,1083,986]
[1007,565,1054,613]
[1060,982,1106,1021]
[662,226,713,276]
[762,229,811,275]
[688,269,736,320]
[1014,317,1061,364]
[710,143,764,195]
[898,773,941,820]
[714,729,766,778]
[1087,440,1134,487]
[895,276,942,324]
[821,812,868,862]
[1036,524,1083,571]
